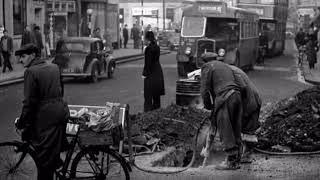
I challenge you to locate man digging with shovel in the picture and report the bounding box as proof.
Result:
[199,52,261,170]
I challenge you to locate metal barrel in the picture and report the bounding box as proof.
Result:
[176,79,203,108]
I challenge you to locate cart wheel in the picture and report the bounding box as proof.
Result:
[70,146,130,180]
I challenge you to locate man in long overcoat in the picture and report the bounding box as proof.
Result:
[131,24,140,49]
[306,27,318,69]
[142,31,165,112]
[123,24,129,48]
[33,26,44,57]
[15,44,69,180]
[21,25,36,47]
[200,53,243,170]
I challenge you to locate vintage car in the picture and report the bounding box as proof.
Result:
[157,30,180,50]
[53,37,116,82]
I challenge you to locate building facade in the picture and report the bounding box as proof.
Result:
[0,0,46,51]
[45,0,120,49]
[119,0,187,31]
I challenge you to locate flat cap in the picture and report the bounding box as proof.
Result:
[15,43,38,56]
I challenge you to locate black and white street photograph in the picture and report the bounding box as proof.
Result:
[0,0,320,179]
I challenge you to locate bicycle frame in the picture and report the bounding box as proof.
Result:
[57,123,81,179]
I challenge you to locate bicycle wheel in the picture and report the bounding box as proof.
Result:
[70,146,130,180]
[0,141,38,180]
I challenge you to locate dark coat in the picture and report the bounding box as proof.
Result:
[200,61,242,151]
[0,35,13,53]
[21,30,36,47]
[200,61,239,110]
[143,42,165,96]
[229,65,261,133]
[306,34,318,65]
[123,27,129,40]
[18,58,69,168]
[295,31,306,46]
[131,27,140,40]
[34,30,44,49]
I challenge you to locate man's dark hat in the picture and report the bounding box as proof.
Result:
[15,43,38,56]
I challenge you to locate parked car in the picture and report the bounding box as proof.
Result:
[53,37,116,82]
[158,30,180,50]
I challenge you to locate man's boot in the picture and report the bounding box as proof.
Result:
[215,154,240,170]
[240,142,253,163]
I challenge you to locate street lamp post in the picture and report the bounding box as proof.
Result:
[163,0,165,31]
[87,8,93,37]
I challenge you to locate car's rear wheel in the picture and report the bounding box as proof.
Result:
[108,62,115,78]
[91,65,99,83]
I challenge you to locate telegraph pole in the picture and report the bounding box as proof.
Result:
[163,0,165,30]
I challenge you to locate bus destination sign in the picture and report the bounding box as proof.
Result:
[198,5,223,13]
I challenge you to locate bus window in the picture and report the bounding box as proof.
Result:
[181,17,206,37]
[205,18,238,40]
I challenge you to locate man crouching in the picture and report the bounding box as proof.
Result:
[200,52,243,170]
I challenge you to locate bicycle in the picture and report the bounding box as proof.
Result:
[0,115,132,180]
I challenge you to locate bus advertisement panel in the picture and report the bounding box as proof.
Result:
[176,1,259,77]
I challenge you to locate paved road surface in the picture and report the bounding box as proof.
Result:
[0,40,318,179]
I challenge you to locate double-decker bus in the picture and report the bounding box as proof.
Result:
[236,0,289,56]
[176,0,259,77]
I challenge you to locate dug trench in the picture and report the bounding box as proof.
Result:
[126,86,320,168]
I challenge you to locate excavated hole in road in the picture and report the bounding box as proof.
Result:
[128,86,320,167]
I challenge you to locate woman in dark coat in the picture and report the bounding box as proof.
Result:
[142,31,165,112]
[306,28,318,69]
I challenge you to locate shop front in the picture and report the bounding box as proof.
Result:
[80,0,120,49]
[47,0,77,49]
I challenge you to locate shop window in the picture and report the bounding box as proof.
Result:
[166,8,175,22]
[13,0,26,35]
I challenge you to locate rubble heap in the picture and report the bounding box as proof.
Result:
[257,86,320,152]
[129,104,210,148]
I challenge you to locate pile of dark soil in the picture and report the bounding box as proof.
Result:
[257,86,320,152]
[129,104,210,167]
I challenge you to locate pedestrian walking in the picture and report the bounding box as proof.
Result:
[142,31,165,112]
[123,24,129,48]
[131,24,140,49]
[0,25,4,67]
[0,29,13,72]
[33,25,44,57]
[306,27,318,69]
[257,31,268,65]
[295,28,307,49]
[200,52,243,170]
[21,25,36,47]
[15,43,70,180]
[119,27,123,48]
[93,27,102,39]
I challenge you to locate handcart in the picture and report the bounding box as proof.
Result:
[68,103,134,162]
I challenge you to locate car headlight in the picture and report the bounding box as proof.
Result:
[218,48,225,57]
[185,47,191,55]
